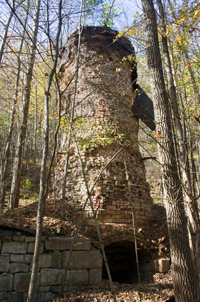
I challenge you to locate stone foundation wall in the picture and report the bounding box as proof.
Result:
[0,232,102,302]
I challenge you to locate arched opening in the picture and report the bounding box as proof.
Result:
[103,240,151,284]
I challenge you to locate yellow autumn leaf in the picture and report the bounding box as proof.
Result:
[164,25,169,37]
[194,10,200,20]
[176,35,182,42]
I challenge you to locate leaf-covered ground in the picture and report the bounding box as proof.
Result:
[48,273,174,302]
[0,199,169,255]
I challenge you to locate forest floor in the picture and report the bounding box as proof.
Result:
[48,273,174,302]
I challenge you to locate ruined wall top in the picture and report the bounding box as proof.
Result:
[60,26,137,90]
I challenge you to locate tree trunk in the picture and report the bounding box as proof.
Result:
[33,82,37,182]
[9,0,41,209]
[0,0,15,65]
[157,0,199,258]
[61,0,83,219]
[0,0,30,208]
[141,0,199,301]
[27,1,62,300]
[27,86,49,302]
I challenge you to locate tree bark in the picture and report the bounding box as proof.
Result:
[9,0,41,209]
[141,0,199,301]
[27,1,62,300]
[0,0,30,208]
[0,0,15,65]
[157,0,199,258]
[61,0,84,219]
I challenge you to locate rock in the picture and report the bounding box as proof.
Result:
[0,292,7,300]
[1,242,27,254]
[0,256,9,272]
[40,268,69,286]
[0,274,13,292]
[45,237,91,251]
[89,269,102,285]
[10,254,32,264]
[10,263,29,273]
[13,273,39,292]
[52,252,62,268]
[23,292,56,302]
[6,292,23,302]
[62,250,102,269]
[153,258,170,273]
[70,269,88,286]
[13,235,25,242]
[38,286,51,292]
[27,242,44,254]
[30,254,52,268]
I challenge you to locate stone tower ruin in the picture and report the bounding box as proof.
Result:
[55,26,153,227]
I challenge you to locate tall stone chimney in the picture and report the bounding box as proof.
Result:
[55,27,152,226]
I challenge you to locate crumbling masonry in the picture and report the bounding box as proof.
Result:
[55,26,153,226]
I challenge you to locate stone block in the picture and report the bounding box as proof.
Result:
[70,269,88,286]
[89,268,102,285]
[25,237,35,243]
[6,292,23,302]
[10,262,29,273]
[23,292,56,302]
[1,242,27,254]
[52,252,62,268]
[40,268,69,286]
[0,293,6,301]
[39,286,51,292]
[50,286,60,293]
[25,236,46,243]
[13,235,25,242]
[62,250,102,269]
[45,237,91,251]
[13,273,39,292]
[0,233,12,242]
[27,242,44,254]
[39,254,52,268]
[0,256,9,272]
[10,254,32,264]
[0,274,13,292]
[31,254,52,268]
[153,258,170,273]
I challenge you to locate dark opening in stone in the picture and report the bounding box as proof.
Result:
[103,240,151,284]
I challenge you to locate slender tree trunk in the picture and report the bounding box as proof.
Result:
[33,83,37,182]
[167,0,200,104]
[157,0,199,258]
[0,0,15,65]
[0,0,30,208]
[141,0,199,301]
[27,1,62,300]
[27,87,49,302]
[9,0,41,209]
[61,0,84,219]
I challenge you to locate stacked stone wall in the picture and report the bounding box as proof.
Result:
[0,231,102,302]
